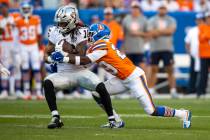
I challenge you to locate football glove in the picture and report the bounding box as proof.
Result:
[51,51,64,63]
[0,64,10,76]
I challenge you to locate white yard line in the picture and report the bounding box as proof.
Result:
[0,114,209,119]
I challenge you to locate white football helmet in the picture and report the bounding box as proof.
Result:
[54,5,79,34]
[20,2,33,18]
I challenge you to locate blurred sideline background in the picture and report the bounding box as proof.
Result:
[1,0,210,100]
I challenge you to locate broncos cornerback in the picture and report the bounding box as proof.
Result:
[44,5,123,129]
[52,23,192,129]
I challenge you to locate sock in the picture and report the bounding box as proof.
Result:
[1,79,8,91]
[51,110,59,118]
[22,70,30,93]
[149,88,155,94]
[33,70,42,95]
[113,109,122,122]
[108,115,115,122]
[170,88,177,93]
[92,93,121,122]
[44,80,58,112]
[174,109,185,119]
[152,106,175,117]
[95,83,114,118]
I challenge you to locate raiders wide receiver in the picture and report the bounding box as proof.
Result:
[43,5,123,129]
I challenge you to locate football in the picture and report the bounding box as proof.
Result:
[62,39,75,54]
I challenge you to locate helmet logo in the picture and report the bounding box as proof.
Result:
[98,24,104,31]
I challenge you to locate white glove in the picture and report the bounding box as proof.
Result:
[0,65,10,77]
[55,40,64,52]
[55,40,68,56]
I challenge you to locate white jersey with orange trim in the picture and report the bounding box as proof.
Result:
[0,13,19,42]
[15,15,42,45]
[48,25,88,72]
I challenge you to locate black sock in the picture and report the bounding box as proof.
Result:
[44,80,57,112]
[96,82,114,118]
[92,94,104,108]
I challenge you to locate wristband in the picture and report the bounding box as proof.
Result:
[63,57,70,63]
[47,56,53,63]
[61,51,68,57]
[75,56,80,65]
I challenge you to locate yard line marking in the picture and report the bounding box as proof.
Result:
[0,114,209,119]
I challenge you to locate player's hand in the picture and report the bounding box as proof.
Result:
[0,67,10,77]
[50,63,57,73]
[55,40,64,52]
[51,51,64,63]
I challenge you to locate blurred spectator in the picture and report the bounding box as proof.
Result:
[102,7,124,49]
[197,12,210,98]
[32,0,43,9]
[0,2,22,99]
[0,0,9,5]
[147,4,178,97]
[185,13,205,94]
[10,0,20,9]
[140,0,160,12]
[91,15,100,23]
[177,0,193,11]
[161,0,179,12]
[194,0,210,12]
[122,1,147,69]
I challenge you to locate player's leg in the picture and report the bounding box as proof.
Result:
[12,49,23,98]
[148,52,159,95]
[43,73,72,129]
[129,74,191,128]
[163,51,178,98]
[77,70,122,128]
[21,46,31,99]
[30,45,43,99]
[0,43,11,99]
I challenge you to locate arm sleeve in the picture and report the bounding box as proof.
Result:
[86,50,107,62]
[184,29,191,43]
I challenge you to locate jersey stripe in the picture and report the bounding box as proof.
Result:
[92,44,107,51]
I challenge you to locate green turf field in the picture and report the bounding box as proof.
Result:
[0,99,209,140]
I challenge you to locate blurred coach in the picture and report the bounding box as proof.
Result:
[147,4,178,97]
[102,7,124,49]
[185,13,204,94]
[197,12,210,98]
[122,1,147,70]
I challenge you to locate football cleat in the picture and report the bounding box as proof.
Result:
[47,116,64,129]
[183,110,192,128]
[101,121,125,128]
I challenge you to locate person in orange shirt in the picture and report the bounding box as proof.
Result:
[50,23,192,129]
[197,12,210,98]
[15,2,43,100]
[177,0,193,11]
[0,2,22,99]
[102,7,123,49]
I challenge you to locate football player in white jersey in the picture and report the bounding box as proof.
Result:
[0,2,22,99]
[44,5,123,129]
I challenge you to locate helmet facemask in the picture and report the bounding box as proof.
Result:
[20,4,33,18]
[54,6,78,34]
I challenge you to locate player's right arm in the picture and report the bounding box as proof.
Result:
[44,41,55,63]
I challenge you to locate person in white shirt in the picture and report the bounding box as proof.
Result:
[140,0,160,11]
[194,0,210,12]
[161,0,179,12]
[0,63,10,76]
[184,13,205,94]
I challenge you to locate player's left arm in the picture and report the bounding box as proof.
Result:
[64,50,107,65]
[158,18,177,36]
[36,16,43,47]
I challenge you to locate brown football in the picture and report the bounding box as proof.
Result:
[62,40,75,54]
